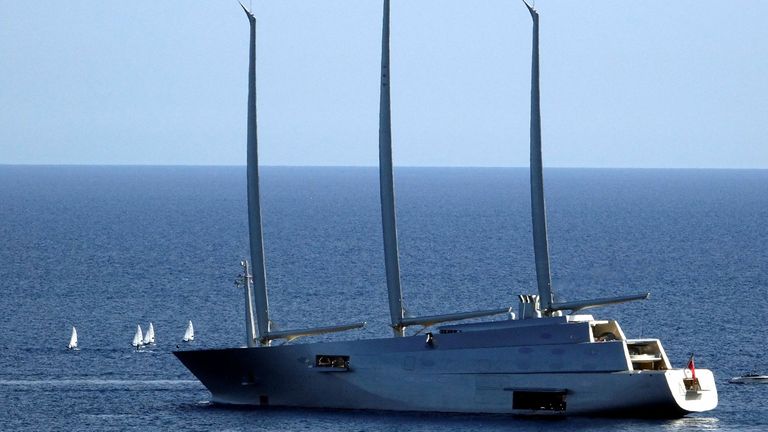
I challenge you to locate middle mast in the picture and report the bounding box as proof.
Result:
[378,0,406,337]
[377,0,511,337]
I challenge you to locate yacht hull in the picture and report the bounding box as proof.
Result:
[174,330,716,417]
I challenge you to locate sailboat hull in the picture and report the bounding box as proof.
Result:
[174,324,716,417]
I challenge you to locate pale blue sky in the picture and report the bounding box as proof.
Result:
[1,1,766,168]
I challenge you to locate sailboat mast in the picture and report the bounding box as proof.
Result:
[378,0,406,337]
[242,4,271,344]
[524,2,554,314]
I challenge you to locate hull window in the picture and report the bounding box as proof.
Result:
[513,390,567,412]
[315,355,350,369]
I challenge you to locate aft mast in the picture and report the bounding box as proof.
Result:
[522,1,648,314]
[523,2,554,315]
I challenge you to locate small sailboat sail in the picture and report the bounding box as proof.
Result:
[132,324,144,348]
[68,326,78,350]
[144,322,155,345]
[183,320,194,342]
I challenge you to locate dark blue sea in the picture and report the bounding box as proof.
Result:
[0,165,766,431]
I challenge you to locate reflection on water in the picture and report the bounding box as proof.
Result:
[664,417,720,431]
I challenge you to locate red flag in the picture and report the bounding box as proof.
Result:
[687,353,696,381]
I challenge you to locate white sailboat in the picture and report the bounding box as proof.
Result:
[143,322,156,345]
[67,326,78,350]
[132,324,144,349]
[182,320,194,342]
[174,2,717,416]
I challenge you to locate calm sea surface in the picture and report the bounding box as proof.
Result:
[0,166,766,431]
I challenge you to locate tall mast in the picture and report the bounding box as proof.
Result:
[378,0,406,337]
[376,0,511,335]
[236,4,365,345]
[241,4,270,344]
[521,2,649,315]
[523,2,554,314]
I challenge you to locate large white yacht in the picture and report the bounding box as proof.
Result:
[174,2,718,416]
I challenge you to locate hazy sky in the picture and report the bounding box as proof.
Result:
[1,1,766,168]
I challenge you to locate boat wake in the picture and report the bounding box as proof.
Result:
[0,379,201,388]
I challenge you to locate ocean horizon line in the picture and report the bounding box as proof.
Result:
[1,163,766,171]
